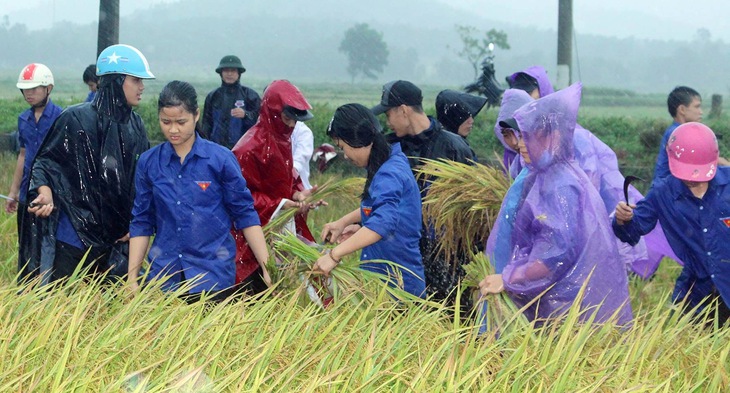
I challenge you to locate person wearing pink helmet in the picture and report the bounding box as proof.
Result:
[614,122,730,326]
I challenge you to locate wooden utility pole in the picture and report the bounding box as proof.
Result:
[97,0,120,56]
[557,0,573,89]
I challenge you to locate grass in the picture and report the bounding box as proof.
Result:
[1,111,729,391]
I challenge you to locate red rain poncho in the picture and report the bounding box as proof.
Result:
[231,80,314,283]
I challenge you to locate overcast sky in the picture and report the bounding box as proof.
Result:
[1,0,728,42]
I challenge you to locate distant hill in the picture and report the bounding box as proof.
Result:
[1,0,729,95]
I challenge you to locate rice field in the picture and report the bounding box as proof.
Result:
[0,151,728,392]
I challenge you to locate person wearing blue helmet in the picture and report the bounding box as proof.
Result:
[27,44,155,284]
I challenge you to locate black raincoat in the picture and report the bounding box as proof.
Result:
[201,81,261,149]
[26,74,149,282]
[385,117,476,309]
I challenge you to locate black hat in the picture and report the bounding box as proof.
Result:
[436,90,488,132]
[498,117,520,131]
[216,55,246,74]
[507,72,538,94]
[282,105,314,122]
[371,80,423,115]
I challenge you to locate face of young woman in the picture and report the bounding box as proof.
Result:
[457,116,474,137]
[517,136,531,164]
[123,76,145,107]
[335,139,371,168]
[501,128,519,151]
[159,105,199,151]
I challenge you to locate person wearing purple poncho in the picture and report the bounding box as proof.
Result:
[480,83,633,325]
[499,66,555,171]
[502,66,680,279]
[493,89,533,177]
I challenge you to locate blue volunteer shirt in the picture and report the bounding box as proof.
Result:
[17,99,62,203]
[613,168,730,309]
[359,143,426,297]
[129,135,260,293]
[652,121,680,185]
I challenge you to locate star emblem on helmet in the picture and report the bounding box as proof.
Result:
[107,52,121,64]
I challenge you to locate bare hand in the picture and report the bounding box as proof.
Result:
[230,107,246,118]
[261,266,272,287]
[5,196,18,214]
[116,233,130,243]
[338,224,361,243]
[293,185,319,202]
[28,188,54,218]
[321,220,346,244]
[718,156,730,166]
[313,252,338,276]
[479,274,504,296]
[127,279,140,297]
[615,201,635,225]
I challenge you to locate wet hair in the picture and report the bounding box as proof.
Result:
[667,86,700,118]
[82,64,98,84]
[509,72,539,95]
[328,103,391,200]
[158,80,199,115]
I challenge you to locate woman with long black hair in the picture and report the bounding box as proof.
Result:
[313,103,425,297]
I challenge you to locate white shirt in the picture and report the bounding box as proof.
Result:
[291,121,314,189]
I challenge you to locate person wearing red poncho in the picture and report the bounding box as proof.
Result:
[231,80,317,293]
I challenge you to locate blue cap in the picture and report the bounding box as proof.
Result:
[96,44,155,79]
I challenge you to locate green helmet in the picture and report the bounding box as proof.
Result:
[215,55,246,74]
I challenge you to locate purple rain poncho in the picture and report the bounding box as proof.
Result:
[500,66,554,172]
[494,78,680,278]
[502,83,632,325]
[507,65,555,98]
[494,89,533,177]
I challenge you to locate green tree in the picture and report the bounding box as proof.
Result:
[339,23,389,83]
[452,25,510,78]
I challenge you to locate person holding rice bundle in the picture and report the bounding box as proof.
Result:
[479,83,633,325]
[232,80,320,294]
[313,103,425,297]
[128,81,270,302]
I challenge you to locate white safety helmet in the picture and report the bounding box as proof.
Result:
[16,63,54,89]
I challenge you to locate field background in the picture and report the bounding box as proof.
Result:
[0,80,728,391]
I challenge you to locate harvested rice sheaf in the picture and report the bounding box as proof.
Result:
[417,158,510,263]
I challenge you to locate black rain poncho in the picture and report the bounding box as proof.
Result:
[26,74,150,282]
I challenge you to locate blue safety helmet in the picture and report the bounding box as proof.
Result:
[96,44,155,79]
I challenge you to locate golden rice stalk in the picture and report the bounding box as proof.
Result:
[463,252,529,336]
[270,232,412,308]
[263,177,365,237]
[417,158,510,262]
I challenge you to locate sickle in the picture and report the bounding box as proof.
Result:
[623,175,645,204]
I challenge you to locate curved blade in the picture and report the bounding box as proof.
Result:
[623,175,645,204]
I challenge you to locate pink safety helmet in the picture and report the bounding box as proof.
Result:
[667,122,719,181]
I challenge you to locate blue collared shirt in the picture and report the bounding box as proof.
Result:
[652,121,680,185]
[17,99,62,202]
[613,168,730,309]
[130,135,260,293]
[359,143,426,297]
